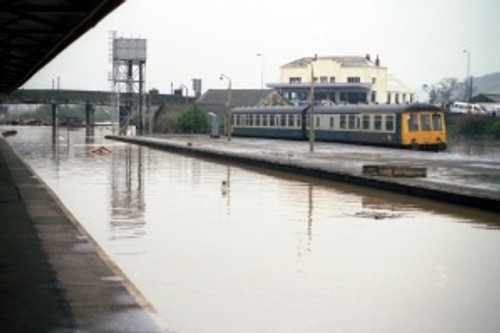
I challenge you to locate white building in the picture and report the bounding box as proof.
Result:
[268,55,415,105]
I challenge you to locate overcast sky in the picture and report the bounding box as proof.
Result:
[23,0,500,98]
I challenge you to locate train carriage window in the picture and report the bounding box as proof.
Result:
[306,115,310,128]
[420,114,431,131]
[316,116,320,128]
[288,114,294,127]
[432,113,443,131]
[296,115,301,128]
[255,114,261,126]
[329,117,334,129]
[356,116,361,129]
[386,115,394,131]
[263,115,268,126]
[280,114,287,127]
[374,115,382,130]
[270,115,276,127]
[340,115,346,129]
[408,114,419,131]
[249,115,254,126]
[362,115,370,129]
[235,115,240,126]
[348,115,356,129]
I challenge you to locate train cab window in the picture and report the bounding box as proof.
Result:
[288,115,294,127]
[329,117,334,129]
[340,115,346,129]
[348,115,356,129]
[432,113,443,131]
[386,115,394,131]
[362,115,370,130]
[374,115,382,130]
[420,114,431,131]
[408,114,419,131]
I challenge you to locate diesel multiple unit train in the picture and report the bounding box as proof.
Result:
[230,103,447,151]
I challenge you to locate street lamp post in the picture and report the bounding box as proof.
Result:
[180,84,192,133]
[463,49,471,102]
[257,53,265,89]
[219,74,232,141]
[309,54,317,152]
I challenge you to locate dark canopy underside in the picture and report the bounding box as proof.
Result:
[0,0,124,94]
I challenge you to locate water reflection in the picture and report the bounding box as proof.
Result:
[448,138,500,159]
[110,145,146,240]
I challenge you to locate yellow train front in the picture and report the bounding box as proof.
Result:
[230,103,447,151]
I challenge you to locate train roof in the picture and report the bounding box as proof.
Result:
[231,103,442,114]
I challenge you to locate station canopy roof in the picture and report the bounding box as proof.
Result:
[0,0,124,95]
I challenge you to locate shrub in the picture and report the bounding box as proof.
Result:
[175,105,209,133]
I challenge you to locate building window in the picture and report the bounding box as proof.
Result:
[320,76,328,83]
[387,93,391,104]
[347,77,360,83]
[372,77,376,84]
[289,77,301,84]
[330,76,336,83]
[395,94,400,104]
[371,92,377,103]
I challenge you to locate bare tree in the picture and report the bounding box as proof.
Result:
[428,78,463,105]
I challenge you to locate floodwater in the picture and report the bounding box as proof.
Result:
[4,126,500,333]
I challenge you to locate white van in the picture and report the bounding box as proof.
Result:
[450,102,485,114]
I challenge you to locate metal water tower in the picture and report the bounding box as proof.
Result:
[109,32,147,135]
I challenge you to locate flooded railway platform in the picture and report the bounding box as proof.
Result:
[2,126,500,333]
[109,133,500,212]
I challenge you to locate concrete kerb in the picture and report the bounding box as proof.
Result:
[106,134,500,213]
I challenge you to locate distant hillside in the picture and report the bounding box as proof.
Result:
[473,72,500,94]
